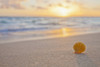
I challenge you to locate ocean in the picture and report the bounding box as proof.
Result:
[0,17,100,43]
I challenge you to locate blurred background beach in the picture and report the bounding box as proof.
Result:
[0,0,100,43]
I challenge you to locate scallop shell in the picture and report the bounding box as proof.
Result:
[73,42,86,54]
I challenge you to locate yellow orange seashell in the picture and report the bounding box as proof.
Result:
[73,42,86,54]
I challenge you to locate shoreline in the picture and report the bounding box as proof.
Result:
[1,31,100,44]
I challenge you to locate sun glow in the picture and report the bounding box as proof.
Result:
[50,7,72,17]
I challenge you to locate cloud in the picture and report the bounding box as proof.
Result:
[92,7,100,10]
[36,6,47,9]
[0,0,25,9]
[0,0,81,10]
[66,0,71,3]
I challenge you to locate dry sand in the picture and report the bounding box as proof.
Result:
[0,33,100,67]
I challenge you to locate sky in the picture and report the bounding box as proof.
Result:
[0,0,100,17]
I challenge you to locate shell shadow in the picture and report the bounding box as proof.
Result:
[75,53,98,67]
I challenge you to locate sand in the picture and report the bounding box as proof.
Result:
[0,33,100,67]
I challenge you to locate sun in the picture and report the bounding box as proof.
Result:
[50,7,71,17]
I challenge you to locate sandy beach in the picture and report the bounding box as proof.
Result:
[0,32,100,67]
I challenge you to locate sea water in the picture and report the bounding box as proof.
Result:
[0,17,100,43]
